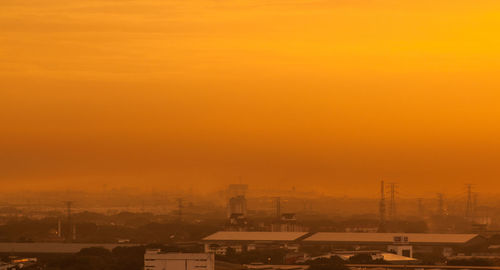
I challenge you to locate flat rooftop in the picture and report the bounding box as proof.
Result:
[203,232,310,242]
[303,233,480,244]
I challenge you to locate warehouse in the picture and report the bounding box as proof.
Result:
[302,233,487,257]
[202,232,487,257]
[203,231,310,255]
[144,249,214,270]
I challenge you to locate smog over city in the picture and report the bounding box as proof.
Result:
[2,0,500,270]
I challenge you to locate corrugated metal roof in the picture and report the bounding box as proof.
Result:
[203,231,309,241]
[303,233,479,244]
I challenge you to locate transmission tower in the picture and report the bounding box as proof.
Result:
[473,193,478,218]
[177,198,183,221]
[437,193,444,217]
[417,198,424,216]
[64,201,73,242]
[275,197,281,219]
[379,180,386,231]
[465,184,473,219]
[388,183,397,220]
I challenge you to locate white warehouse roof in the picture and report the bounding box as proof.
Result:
[303,233,481,245]
[203,231,309,242]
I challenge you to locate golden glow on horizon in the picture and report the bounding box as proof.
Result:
[1,0,500,194]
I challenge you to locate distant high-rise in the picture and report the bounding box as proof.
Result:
[226,184,248,218]
[227,195,247,218]
[227,184,248,198]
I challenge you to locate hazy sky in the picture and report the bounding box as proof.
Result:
[1,0,500,195]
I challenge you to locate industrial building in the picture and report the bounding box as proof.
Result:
[303,232,483,245]
[202,232,487,257]
[302,232,487,257]
[144,250,214,270]
[203,231,310,255]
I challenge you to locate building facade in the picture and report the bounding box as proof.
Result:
[144,250,214,270]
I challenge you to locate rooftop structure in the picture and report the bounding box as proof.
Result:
[203,231,310,242]
[303,233,484,246]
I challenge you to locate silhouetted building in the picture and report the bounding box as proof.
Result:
[226,184,248,219]
[226,213,249,231]
[271,213,305,232]
[227,195,247,218]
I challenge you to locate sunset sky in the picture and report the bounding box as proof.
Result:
[1,0,500,195]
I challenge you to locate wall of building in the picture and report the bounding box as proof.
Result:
[144,250,214,270]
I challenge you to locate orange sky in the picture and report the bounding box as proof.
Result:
[1,0,500,195]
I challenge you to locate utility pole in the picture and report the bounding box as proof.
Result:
[379,180,386,232]
[437,193,444,217]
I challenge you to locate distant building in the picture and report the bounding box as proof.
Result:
[302,232,487,257]
[227,184,248,198]
[227,196,247,219]
[387,235,412,257]
[202,232,486,257]
[226,184,248,219]
[144,250,214,270]
[271,213,304,232]
[226,213,249,231]
[203,231,310,254]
